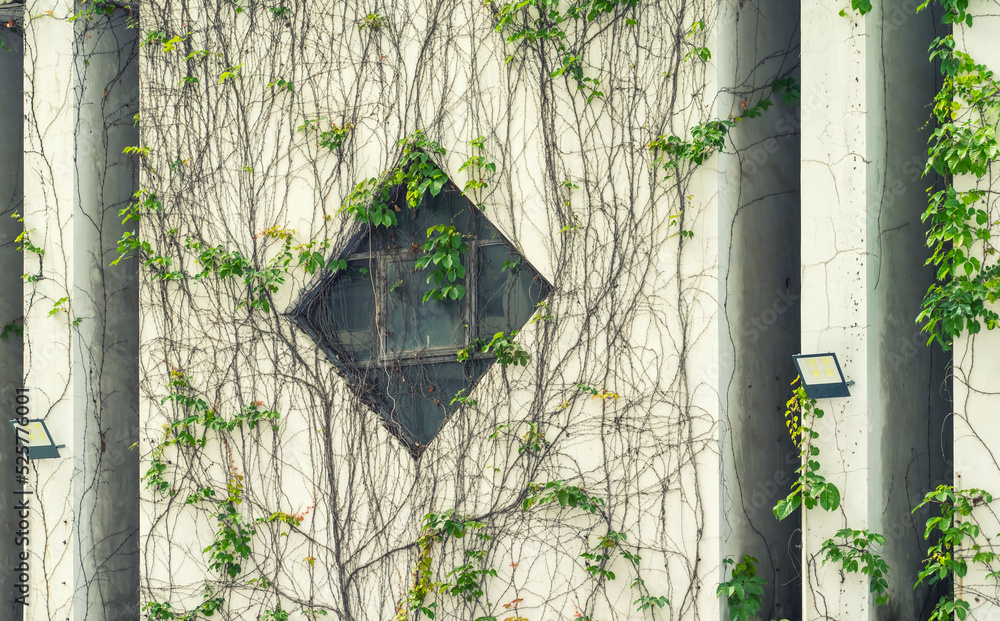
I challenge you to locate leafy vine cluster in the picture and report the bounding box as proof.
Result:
[494,0,641,103]
[911,0,1000,348]
[719,377,1000,621]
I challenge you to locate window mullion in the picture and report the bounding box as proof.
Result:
[466,239,478,347]
[374,251,387,364]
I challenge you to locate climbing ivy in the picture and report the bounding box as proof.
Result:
[359,12,385,31]
[142,595,224,621]
[391,480,666,621]
[142,371,314,618]
[297,117,354,152]
[649,77,799,179]
[415,225,468,302]
[69,0,125,23]
[185,225,338,314]
[341,130,449,227]
[393,510,497,620]
[111,188,183,280]
[820,529,891,606]
[914,486,999,621]
[457,136,495,209]
[494,0,640,103]
[919,0,973,26]
[916,27,1000,348]
[0,318,22,340]
[487,421,551,454]
[849,0,872,15]
[457,330,530,366]
[521,480,604,513]
[717,555,765,621]
[772,378,841,521]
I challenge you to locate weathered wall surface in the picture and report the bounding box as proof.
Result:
[0,26,24,621]
[867,2,951,619]
[952,2,1000,618]
[717,0,802,617]
[23,1,82,613]
[21,2,139,619]
[800,3,874,617]
[75,12,141,620]
[11,0,977,620]
[133,0,758,619]
[801,2,951,620]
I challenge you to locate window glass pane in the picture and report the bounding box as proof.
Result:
[384,259,465,354]
[377,362,474,447]
[374,185,473,252]
[476,244,549,337]
[301,258,377,362]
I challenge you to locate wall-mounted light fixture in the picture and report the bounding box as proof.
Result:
[9,419,62,459]
[793,353,852,399]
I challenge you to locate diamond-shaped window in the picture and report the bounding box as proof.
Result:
[293,174,550,456]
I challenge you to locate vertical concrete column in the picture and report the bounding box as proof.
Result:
[866,3,951,619]
[802,1,948,620]
[800,4,872,619]
[22,1,139,619]
[0,23,24,621]
[950,2,1000,618]
[717,0,802,617]
[22,2,80,616]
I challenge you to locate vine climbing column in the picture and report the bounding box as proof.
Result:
[800,4,873,616]
[949,2,1000,618]
[800,0,949,619]
[22,0,139,618]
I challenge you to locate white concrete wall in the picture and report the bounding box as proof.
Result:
[800,3,874,617]
[23,2,81,615]
[22,2,139,619]
[100,1,978,620]
[952,2,1000,618]
[801,2,951,620]
[136,1,733,619]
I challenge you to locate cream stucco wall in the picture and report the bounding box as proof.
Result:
[951,2,1000,618]
[135,1,731,619]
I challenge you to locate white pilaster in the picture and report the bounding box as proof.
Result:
[952,3,1000,618]
[23,2,139,619]
[800,3,872,618]
[23,1,80,617]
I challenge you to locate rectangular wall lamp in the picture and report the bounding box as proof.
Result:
[793,352,851,399]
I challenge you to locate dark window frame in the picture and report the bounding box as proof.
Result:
[290,178,551,455]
